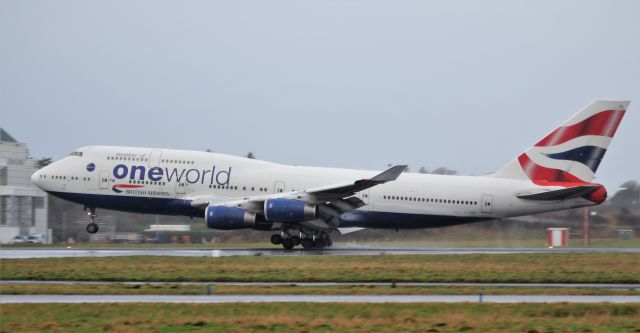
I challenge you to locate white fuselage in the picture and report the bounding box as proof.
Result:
[32,146,598,229]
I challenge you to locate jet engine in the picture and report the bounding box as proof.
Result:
[264,199,317,222]
[205,205,273,230]
[205,205,256,230]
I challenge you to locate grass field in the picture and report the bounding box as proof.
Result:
[2,253,639,283]
[1,283,638,296]
[1,303,639,333]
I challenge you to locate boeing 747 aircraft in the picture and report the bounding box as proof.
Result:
[32,100,629,249]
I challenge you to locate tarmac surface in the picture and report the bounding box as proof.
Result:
[1,294,638,304]
[2,247,639,258]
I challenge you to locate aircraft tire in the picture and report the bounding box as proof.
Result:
[301,238,314,249]
[270,234,282,245]
[291,236,301,246]
[282,238,295,250]
[314,238,327,249]
[86,223,99,234]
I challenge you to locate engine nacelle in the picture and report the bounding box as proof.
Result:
[264,199,317,222]
[205,206,256,230]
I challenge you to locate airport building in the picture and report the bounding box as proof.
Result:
[0,129,50,244]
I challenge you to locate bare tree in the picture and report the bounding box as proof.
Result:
[430,167,458,175]
[38,158,52,168]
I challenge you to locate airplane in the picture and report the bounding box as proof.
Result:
[31,100,629,249]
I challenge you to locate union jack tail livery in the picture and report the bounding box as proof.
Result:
[493,100,629,184]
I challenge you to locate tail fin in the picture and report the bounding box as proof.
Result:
[492,100,629,183]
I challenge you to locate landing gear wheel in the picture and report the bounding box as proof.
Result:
[86,208,98,234]
[291,236,301,246]
[270,234,283,245]
[314,238,328,249]
[301,238,314,249]
[86,222,99,234]
[282,238,295,250]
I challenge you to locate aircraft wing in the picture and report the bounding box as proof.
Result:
[190,164,406,209]
[296,164,407,203]
[189,165,406,231]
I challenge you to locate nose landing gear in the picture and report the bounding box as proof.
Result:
[86,209,99,234]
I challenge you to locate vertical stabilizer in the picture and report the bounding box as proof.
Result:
[492,100,629,183]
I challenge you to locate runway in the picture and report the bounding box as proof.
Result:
[2,247,638,258]
[1,294,638,304]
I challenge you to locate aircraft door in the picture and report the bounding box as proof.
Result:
[481,194,493,213]
[176,179,187,194]
[149,150,162,167]
[99,171,109,190]
[357,189,371,210]
[273,181,285,194]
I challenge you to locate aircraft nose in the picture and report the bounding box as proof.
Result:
[31,169,42,188]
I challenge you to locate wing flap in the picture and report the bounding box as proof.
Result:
[337,227,365,234]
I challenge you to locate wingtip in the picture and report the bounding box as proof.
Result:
[371,164,407,182]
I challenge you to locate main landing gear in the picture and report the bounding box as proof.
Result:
[270,228,332,250]
[86,208,99,234]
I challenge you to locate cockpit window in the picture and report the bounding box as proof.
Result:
[69,152,83,157]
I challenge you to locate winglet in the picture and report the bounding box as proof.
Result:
[370,165,407,182]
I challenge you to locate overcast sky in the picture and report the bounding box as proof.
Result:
[1,0,638,190]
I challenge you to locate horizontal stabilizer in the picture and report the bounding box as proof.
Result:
[517,185,601,201]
